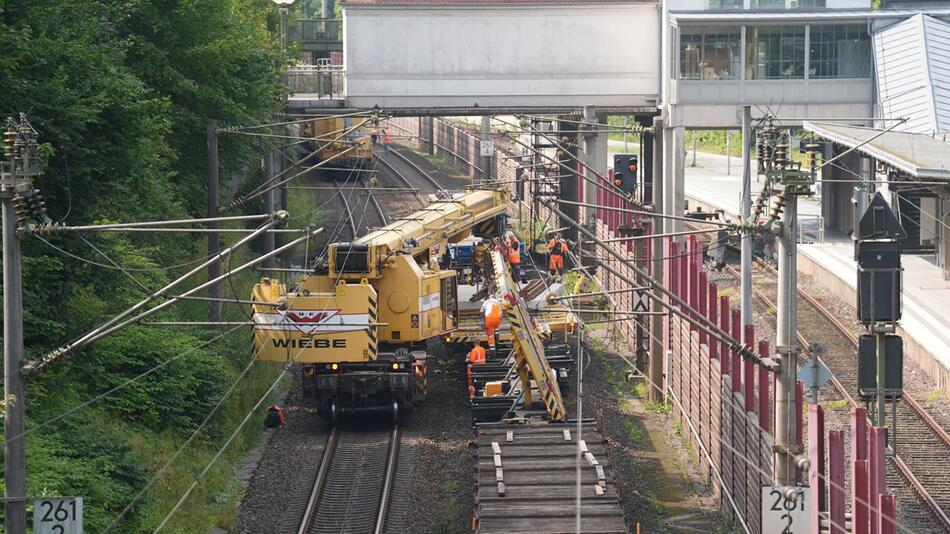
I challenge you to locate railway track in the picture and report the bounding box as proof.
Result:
[387,147,448,195]
[374,155,428,207]
[713,254,950,532]
[333,180,358,239]
[678,216,950,530]
[360,175,389,227]
[293,425,402,534]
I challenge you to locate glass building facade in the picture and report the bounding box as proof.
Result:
[680,26,742,80]
[809,24,871,78]
[678,24,871,81]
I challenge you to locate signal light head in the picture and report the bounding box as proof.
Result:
[392,363,400,370]
[614,179,622,187]
[331,363,339,371]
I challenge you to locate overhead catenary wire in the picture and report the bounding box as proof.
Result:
[153,128,399,533]
[562,244,913,534]
[546,200,775,368]
[33,219,314,373]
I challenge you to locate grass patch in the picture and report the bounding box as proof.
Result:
[644,489,669,532]
[825,399,850,410]
[432,479,463,534]
[632,381,649,399]
[766,306,776,315]
[413,149,466,177]
[625,420,645,445]
[645,400,672,414]
[673,420,683,439]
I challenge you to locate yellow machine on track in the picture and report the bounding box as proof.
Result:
[251,189,509,422]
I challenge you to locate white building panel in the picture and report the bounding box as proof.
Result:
[875,13,950,134]
[342,2,660,110]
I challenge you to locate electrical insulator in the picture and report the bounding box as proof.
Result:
[3,130,16,158]
[769,193,787,221]
[753,190,769,218]
[805,143,819,170]
[11,197,29,222]
[29,192,46,220]
[774,144,788,168]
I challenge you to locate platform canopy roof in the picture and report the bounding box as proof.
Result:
[803,122,950,181]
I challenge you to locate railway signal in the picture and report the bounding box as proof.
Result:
[855,192,906,429]
[612,153,638,193]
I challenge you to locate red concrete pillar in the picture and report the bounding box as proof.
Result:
[679,247,688,315]
[809,404,826,534]
[796,380,804,483]
[596,181,613,221]
[853,459,870,534]
[869,427,887,534]
[708,283,718,359]
[719,296,730,374]
[829,430,846,534]
[852,406,868,461]
[758,341,770,432]
[670,240,679,298]
[698,272,708,345]
[731,310,741,392]
[689,238,699,332]
[743,324,754,411]
[879,494,896,534]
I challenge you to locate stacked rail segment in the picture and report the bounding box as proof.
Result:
[474,423,627,534]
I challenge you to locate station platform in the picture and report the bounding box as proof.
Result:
[650,147,950,391]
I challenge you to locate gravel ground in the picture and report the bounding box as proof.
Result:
[399,340,475,534]
[230,372,330,534]
[583,332,721,534]
[716,257,950,533]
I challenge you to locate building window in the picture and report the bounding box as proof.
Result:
[810,24,871,78]
[752,0,786,8]
[746,25,806,79]
[707,0,743,9]
[792,0,827,7]
[680,27,741,80]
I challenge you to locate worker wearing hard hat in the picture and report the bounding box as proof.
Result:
[548,233,568,279]
[506,232,522,284]
[466,341,487,398]
[480,293,503,357]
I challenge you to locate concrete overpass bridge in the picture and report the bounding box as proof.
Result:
[285,0,661,116]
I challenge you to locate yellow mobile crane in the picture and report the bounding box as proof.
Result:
[251,189,509,422]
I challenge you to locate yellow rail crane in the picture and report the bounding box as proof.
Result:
[487,249,568,421]
[250,189,509,422]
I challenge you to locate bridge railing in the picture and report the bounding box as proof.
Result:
[283,65,345,99]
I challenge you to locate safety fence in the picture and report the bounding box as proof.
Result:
[383,117,555,227]
[386,115,900,533]
[589,175,898,534]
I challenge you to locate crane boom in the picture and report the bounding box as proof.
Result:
[488,249,567,422]
[250,188,510,421]
[329,189,508,279]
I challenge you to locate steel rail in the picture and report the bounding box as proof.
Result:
[720,257,950,532]
[297,427,339,534]
[387,148,447,195]
[374,156,428,206]
[374,425,401,534]
[333,180,358,239]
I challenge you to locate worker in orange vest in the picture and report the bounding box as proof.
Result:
[466,341,487,398]
[506,232,522,283]
[481,294,502,357]
[548,233,568,279]
[382,129,392,156]
[264,404,285,428]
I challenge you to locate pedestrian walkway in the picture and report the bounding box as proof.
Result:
[632,145,950,391]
